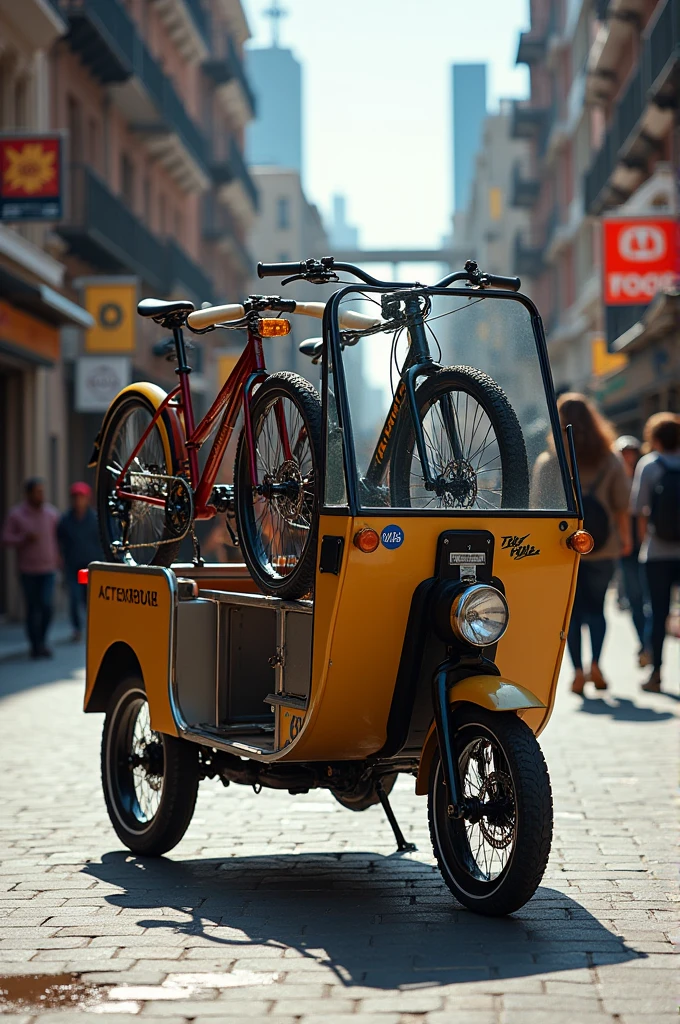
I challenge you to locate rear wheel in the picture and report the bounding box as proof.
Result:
[101,677,199,856]
[235,372,322,599]
[96,391,183,566]
[390,367,529,510]
[428,707,553,916]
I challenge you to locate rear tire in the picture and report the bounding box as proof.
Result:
[235,372,322,599]
[101,677,199,856]
[96,391,183,566]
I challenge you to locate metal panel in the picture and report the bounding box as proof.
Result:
[175,599,217,726]
[282,610,312,699]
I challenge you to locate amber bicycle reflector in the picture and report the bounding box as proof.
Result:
[567,530,594,554]
[259,318,291,336]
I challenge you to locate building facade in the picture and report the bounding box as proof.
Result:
[0,0,256,619]
[512,0,678,433]
[246,45,302,175]
[452,64,487,213]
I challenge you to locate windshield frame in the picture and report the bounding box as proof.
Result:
[320,283,576,518]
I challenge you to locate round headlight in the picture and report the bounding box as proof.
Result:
[450,584,509,647]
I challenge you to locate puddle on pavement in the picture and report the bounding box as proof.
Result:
[0,969,281,1014]
[0,973,104,1012]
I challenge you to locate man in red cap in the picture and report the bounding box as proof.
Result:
[57,482,103,642]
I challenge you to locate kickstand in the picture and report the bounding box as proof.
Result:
[375,779,416,853]
[191,530,204,567]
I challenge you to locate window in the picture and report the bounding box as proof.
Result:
[67,95,82,163]
[87,118,99,169]
[14,77,28,128]
[174,209,183,238]
[143,177,152,223]
[121,154,135,208]
[276,196,290,230]
[159,194,167,235]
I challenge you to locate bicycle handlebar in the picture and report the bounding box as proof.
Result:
[257,261,306,279]
[186,299,382,332]
[187,303,245,329]
[481,273,521,291]
[257,257,522,293]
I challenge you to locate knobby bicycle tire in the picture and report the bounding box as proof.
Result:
[390,366,530,510]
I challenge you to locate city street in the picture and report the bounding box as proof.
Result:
[0,599,677,1024]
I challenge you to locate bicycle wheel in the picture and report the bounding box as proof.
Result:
[234,372,322,599]
[96,390,183,566]
[390,366,529,510]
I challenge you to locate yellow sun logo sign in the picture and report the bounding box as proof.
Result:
[2,142,57,196]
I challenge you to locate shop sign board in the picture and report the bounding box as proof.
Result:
[76,356,130,412]
[0,134,62,221]
[603,218,678,306]
[84,280,137,352]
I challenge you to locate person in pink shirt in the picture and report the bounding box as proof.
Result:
[2,478,60,658]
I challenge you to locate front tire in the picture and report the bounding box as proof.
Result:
[235,372,322,599]
[390,367,530,510]
[101,677,199,856]
[428,707,552,915]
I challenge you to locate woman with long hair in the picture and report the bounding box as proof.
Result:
[534,393,631,694]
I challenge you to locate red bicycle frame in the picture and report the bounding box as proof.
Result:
[114,324,292,521]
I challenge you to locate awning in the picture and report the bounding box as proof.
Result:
[0,266,94,329]
[612,290,680,353]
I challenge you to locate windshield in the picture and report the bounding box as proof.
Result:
[325,287,572,513]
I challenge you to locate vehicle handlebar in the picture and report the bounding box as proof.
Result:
[482,273,521,292]
[257,261,306,279]
[186,298,382,333]
[186,303,245,329]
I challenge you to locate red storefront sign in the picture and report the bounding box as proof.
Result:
[603,218,678,306]
[0,134,62,222]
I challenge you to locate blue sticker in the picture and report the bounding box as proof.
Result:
[381,525,404,550]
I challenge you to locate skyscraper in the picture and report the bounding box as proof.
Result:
[245,4,303,175]
[452,64,487,213]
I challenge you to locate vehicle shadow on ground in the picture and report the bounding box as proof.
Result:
[576,694,675,721]
[0,646,84,699]
[84,852,640,988]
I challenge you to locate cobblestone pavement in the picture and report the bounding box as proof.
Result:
[0,599,677,1023]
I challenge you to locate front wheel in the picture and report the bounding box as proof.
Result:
[235,372,322,599]
[390,367,530,510]
[428,707,552,915]
[101,678,199,856]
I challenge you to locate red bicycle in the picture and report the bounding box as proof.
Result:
[91,290,378,598]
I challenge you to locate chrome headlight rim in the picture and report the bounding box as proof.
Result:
[450,583,509,648]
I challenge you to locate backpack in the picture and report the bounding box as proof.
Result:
[582,467,610,553]
[649,457,680,543]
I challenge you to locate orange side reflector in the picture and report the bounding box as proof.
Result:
[353,527,380,553]
[567,530,594,554]
[259,318,292,337]
[78,568,89,584]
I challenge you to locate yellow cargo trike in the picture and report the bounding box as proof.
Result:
[84,258,592,916]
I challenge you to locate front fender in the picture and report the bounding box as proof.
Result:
[414,674,545,795]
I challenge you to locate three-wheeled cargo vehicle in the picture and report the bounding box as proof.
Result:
[84,258,591,916]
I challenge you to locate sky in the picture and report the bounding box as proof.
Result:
[244,0,530,250]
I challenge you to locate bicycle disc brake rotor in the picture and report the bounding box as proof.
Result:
[477,771,515,849]
[436,457,478,507]
[164,477,194,538]
[272,459,305,523]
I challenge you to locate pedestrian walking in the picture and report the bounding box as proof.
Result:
[534,394,631,695]
[57,482,103,642]
[630,412,680,693]
[613,435,651,666]
[1,477,60,658]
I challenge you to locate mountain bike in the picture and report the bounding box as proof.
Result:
[90,294,379,599]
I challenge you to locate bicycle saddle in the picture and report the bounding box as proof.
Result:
[299,338,323,362]
[137,298,195,320]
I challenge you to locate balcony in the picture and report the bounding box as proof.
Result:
[204,35,257,127]
[516,30,547,66]
[165,239,213,302]
[513,231,545,279]
[151,0,210,63]
[57,165,213,301]
[203,193,252,278]
[1,0,66,48]
[212,136,259,224]
[584,0,679,213]
[510,162,540,208]
[59,0,210,193]
[57,165,167,293]
[510,101,550,145]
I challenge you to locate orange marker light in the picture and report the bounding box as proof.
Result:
[77,568,89,584]
[353,527,380,553]
[567,530,594,554]
[259,318,291,337]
